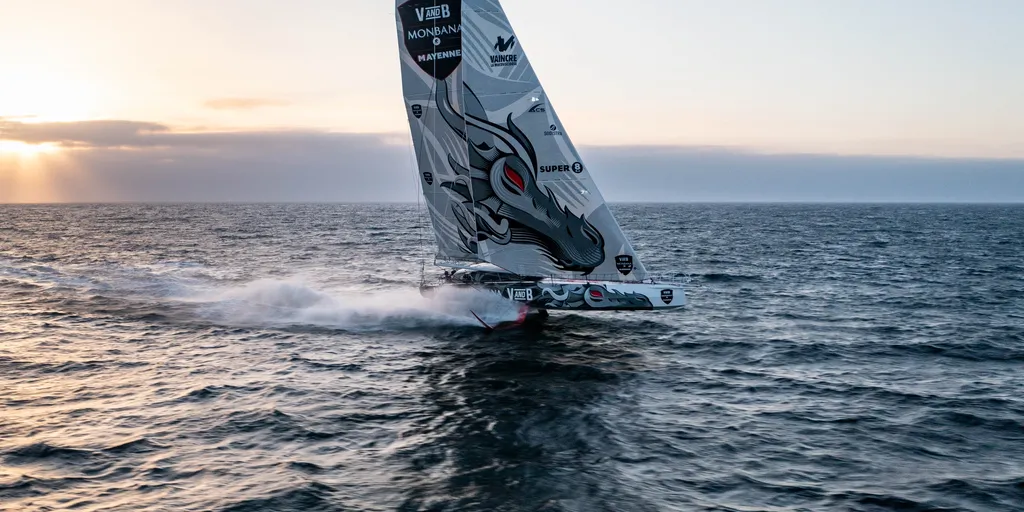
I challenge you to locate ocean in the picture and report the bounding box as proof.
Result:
[1,203,1022,511]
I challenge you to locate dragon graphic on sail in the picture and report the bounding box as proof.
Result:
[397,0,650,280]
[433,80,606,274]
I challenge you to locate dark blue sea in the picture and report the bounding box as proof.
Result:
[1,203,1022,512]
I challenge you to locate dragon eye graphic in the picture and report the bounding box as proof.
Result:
[503,163,525,192]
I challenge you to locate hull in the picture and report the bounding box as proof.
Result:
[482,278,685,311]
[426,278,684,311]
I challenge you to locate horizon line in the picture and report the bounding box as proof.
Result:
[3,200,1023,206]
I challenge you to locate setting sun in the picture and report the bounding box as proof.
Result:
[0,140,60,156]
[0,138,73,203]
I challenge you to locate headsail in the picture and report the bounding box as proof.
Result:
[396,0,648,280]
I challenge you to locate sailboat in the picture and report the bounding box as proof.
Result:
[395,0,684,323]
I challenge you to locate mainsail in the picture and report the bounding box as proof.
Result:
[396,0,648,280]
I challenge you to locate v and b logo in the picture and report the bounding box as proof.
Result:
[415,3,450,21]
[615,254,634,275]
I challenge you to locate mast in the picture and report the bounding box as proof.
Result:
[458,5,482,264]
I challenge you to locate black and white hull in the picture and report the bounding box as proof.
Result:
[425,267,684,311]
[485,278,684,311]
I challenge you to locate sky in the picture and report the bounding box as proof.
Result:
[1,0,1022,202]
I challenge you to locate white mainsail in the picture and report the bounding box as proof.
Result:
[396,0,648,280]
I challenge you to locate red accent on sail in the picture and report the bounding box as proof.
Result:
[504,164,525,191]
[589,289,603,299]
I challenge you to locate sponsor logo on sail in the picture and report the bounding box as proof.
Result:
[407,24,460,41]
[423,171,433,185]
[415,4,450,21]
[417,49,462,63]
[539,162,582,173]
[489,35,519,67]
[528,103,546,113]
[544,124,563,136]
[494,35,516,52]
[615,255,634,275]
[661,289,673,304]
[411,104,422,118]
[399,0,462,79]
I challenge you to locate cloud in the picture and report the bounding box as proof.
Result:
[0,119,168,148]
[0,118,411,203]
[34,133,410,203]
[579,145,1024,203]
[1,119,1022,203]
[0,118,365,150]
[203,98,291,110]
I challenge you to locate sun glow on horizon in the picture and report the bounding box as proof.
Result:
[0,139,80,203]
[0,140,61,156]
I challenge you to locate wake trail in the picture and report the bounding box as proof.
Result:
[188,278,521,331]
[0,255,519,331]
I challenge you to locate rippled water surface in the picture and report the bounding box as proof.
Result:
[1,203,1023,511]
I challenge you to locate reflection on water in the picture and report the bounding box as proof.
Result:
[397,316,667,511]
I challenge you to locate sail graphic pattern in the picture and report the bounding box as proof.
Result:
[397,0,647,280]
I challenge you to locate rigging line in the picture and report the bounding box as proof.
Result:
[406,119,424,257]
[426,10,455,265]
[417,80,439,262]
[456,55,482,265]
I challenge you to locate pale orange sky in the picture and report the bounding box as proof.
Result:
[2,0,1023,158]
[1,0,1023,203]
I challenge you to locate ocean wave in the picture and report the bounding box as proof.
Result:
[219,481,342,512]
[3,203,1023,511]
[5,442,94,461]
[699,272,763,282]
